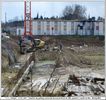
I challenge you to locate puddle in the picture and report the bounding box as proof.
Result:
[35,61,55,67]
[31,61,55,76]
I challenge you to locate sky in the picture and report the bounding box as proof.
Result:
[1,1,105,22]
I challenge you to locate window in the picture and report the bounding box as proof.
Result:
[64,21,66,25]
[80,26,83,30]
[47,21,50,25]
[71,22,74,33]
[54,22,58,31]
[37,21,41,24]
[63,22,67,34]
[46,22,50,31]
[71,22,74,29]
[96,26,99,30]
[18,29,21,35]
[38,25,41,30]
[54,21,58,26]
[37,21,41,31]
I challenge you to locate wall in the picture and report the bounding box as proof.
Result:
[17,20,105,36]
[16,28,24,35]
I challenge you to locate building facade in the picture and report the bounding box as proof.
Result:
[17,19,105,36]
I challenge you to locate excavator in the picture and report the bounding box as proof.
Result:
[18,1,45,54]
[19,35,45,54]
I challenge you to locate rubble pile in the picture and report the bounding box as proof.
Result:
[65,74,105,96]
[16,74,105,97]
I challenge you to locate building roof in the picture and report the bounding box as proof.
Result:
[33,19,104,22]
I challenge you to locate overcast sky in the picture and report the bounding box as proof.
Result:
[1,1,105,22]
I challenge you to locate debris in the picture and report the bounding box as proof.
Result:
[89,73,104,79]
[1,88,5,96]
[84,44,88,47]
[32,79,47,90]
[14,64,20,68]
[51,76,61,94]
[68,74,80,86]
[97,84,105,93]
[93,78,105,84]
[71,45,74,47]
[52,46,59,51]
[80,46,83,48]
[69,47,77,53]
[5,36,10,39]
[89,84,101,95]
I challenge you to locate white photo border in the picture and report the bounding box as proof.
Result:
[0,0,105,99]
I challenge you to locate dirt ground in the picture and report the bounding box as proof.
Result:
[35,44,104,80]
[1,36,105,97]
[17,42,105,96]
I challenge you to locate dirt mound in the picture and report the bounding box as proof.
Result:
[35,50,58,61]
[55,49,92,68]
[35,48,92,68]
[45,36,104,46]
[2,37,20,71]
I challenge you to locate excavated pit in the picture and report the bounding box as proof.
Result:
[2,45,105,97]
[1,36,105,97]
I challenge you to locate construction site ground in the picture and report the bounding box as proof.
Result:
[1,36,105,97]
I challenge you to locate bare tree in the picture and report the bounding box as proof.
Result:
[61,4,87,20]
[62,6,74,20]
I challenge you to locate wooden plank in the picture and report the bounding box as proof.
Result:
[16,52,35,81]
[8,61,34,97]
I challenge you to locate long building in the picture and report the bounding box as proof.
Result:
[17,19,105,36]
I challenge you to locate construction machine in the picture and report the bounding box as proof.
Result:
[19,35,45,54]
[18,0,45,54]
